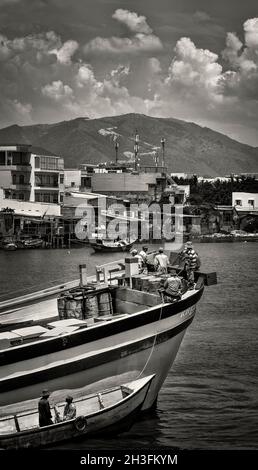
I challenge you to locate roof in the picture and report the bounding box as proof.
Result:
[216,205,234,211]
[30,146,58,157]
[0,143,58,157]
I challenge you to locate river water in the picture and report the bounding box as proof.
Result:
[0,242,257,450]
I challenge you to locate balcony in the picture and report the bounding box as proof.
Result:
[10,183,31,190]
[34,183,59,188]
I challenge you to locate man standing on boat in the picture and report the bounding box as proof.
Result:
[154,248,169,274]
[139,246,149,272]
[181,241,199,289]
[131,249,143,271]
[38,389,53,427]
[139,246,148,264]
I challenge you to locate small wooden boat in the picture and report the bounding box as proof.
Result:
[0,238,17,251]
[0,375,154,449]
[90,239,135,253]
[22,238,43,249]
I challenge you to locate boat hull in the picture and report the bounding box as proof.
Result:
[0,288,202,409]
[90,243,134,253]
[0,376,153,449]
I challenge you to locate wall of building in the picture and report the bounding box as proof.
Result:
[232,192,258,210]
[64,170,81,189]
[0,170,12,189]
[92,173,164,193]
[176,184,190,202]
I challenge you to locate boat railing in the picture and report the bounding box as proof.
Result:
[0,383,132,435]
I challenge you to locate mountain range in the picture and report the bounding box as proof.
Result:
[0,113,257,176]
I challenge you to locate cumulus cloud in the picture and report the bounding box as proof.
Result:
[84,9,162,56]
[84,34,162,56]
[76,63,98,89]
[112,9,152,34]
[1,10,258,145]
[42,80,74,101]
[50,39,79,65]
[244,18,258,48]
[166,37,222,95]
[221,17,258,102]
[0,30,63,64]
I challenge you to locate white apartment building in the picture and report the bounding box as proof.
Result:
[232,192,258,211]
[0,144,64,204]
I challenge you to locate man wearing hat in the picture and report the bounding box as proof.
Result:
[163,269,183,301]
[63,395,76,421]
[181,241,199,289]
[38,389,53,427]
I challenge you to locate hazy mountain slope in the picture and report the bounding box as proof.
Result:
[0,114,257,176]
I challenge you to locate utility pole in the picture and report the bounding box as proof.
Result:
[114,138,119,164]
[161,137,166,170]
[134,130,139,171]
[154,151,158,171]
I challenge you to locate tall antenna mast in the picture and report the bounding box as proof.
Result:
[161,137,166,169]
[134,129,139,171]
[114,138,119,164]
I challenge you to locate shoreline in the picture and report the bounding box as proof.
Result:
[192,235,258,243]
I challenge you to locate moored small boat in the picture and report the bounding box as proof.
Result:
[90,239,134,252]
[0,374,154,449]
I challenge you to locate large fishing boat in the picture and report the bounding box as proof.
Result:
[0,257,216,411]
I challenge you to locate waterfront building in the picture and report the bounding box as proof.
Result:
[0,144,64,204]
[0,195,61,239]
[232,192,258,212]
[91,169,185,204]
[232,191,258,232]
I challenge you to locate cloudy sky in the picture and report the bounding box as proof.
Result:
[0,0,258,145]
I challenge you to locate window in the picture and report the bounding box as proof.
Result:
[235,200,242,206]
[35,157,40,168]
[71,182,75,187]
[248,200,255,208]
[60,174,64,184]
[19,174,25,184]
[12,174,17,184]
[0,152,5,165]
[7,153,12,165]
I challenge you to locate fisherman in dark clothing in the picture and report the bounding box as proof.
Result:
[38,389,53,427]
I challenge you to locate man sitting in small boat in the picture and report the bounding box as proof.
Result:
[38,389,53,427]
[163,270,183,301]
[154,248,169,274]
[63,395,76,421]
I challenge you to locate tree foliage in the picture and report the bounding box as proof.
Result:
[173,176,258,205]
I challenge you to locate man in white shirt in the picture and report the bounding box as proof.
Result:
[154,247,169,274]
[139,246,148,262]
[131,248,143,271]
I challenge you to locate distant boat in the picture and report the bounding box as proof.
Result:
[0,375,154,449]
[0,238,17,251]
[90,239,135,252]
[22,238,43,249]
